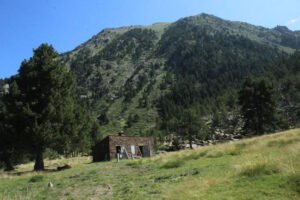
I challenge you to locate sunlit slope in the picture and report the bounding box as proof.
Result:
[0,129,299,200]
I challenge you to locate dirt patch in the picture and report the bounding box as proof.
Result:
[89,184,113,200]
[62,184,113,200]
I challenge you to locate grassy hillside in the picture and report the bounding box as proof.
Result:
[1,129,299,200]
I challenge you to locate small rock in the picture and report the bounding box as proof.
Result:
[48,182,53,188]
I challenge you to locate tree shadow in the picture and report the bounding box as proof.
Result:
[3,168,58,176]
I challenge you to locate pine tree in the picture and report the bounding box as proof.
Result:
[0,98,15,171]
[178,109,202,149]
[159,106,208,149]
[238,77,276,135]
[0,79,24,171]
[16,44,79,171]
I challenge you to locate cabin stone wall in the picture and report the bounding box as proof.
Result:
[92,135,154,162]
[108,136,154,160]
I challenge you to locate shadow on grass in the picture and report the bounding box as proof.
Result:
[161,159,184,169]
[5,168,59,177]
[267,138,300,147]
[290,173,300,194]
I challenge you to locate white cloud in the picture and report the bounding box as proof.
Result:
[288,17,300,24]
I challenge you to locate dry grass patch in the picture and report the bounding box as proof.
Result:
[0,129,299,200]
[163,176,229,200]
[240,160,281,177]
[267,138,300,147]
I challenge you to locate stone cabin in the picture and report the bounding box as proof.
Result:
[92,133,154,162]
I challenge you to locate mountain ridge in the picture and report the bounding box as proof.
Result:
[64,13,300,55]
[60,13,300,136]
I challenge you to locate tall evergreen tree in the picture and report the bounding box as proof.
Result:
[238,77,276,135]
[177,109,204,149]
[0,79,25,171]
[158,105,209,149]
[16,44,79,171]
[0,98,15,171]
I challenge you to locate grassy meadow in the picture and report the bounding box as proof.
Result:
[0,129,299,200]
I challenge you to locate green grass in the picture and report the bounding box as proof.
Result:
[267,138,300,147]
[240,161,280,177]
[0,129,299,200]
[28,175,44,183]
[290,173,300,194]
[162,158,185,169]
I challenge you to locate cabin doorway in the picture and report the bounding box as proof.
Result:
[116,146,128,160]
[139,146,150,157]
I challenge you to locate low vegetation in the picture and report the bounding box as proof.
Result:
[0,129,299,200]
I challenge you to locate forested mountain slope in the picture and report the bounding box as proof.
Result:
[60,13,300,136]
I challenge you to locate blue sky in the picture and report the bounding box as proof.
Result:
[1,0,300,79]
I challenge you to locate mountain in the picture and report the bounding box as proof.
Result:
[60,13,300,136]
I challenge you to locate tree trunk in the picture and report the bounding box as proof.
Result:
[3,157,14,171]
[34,149,44,171]
[189,133,193,149]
